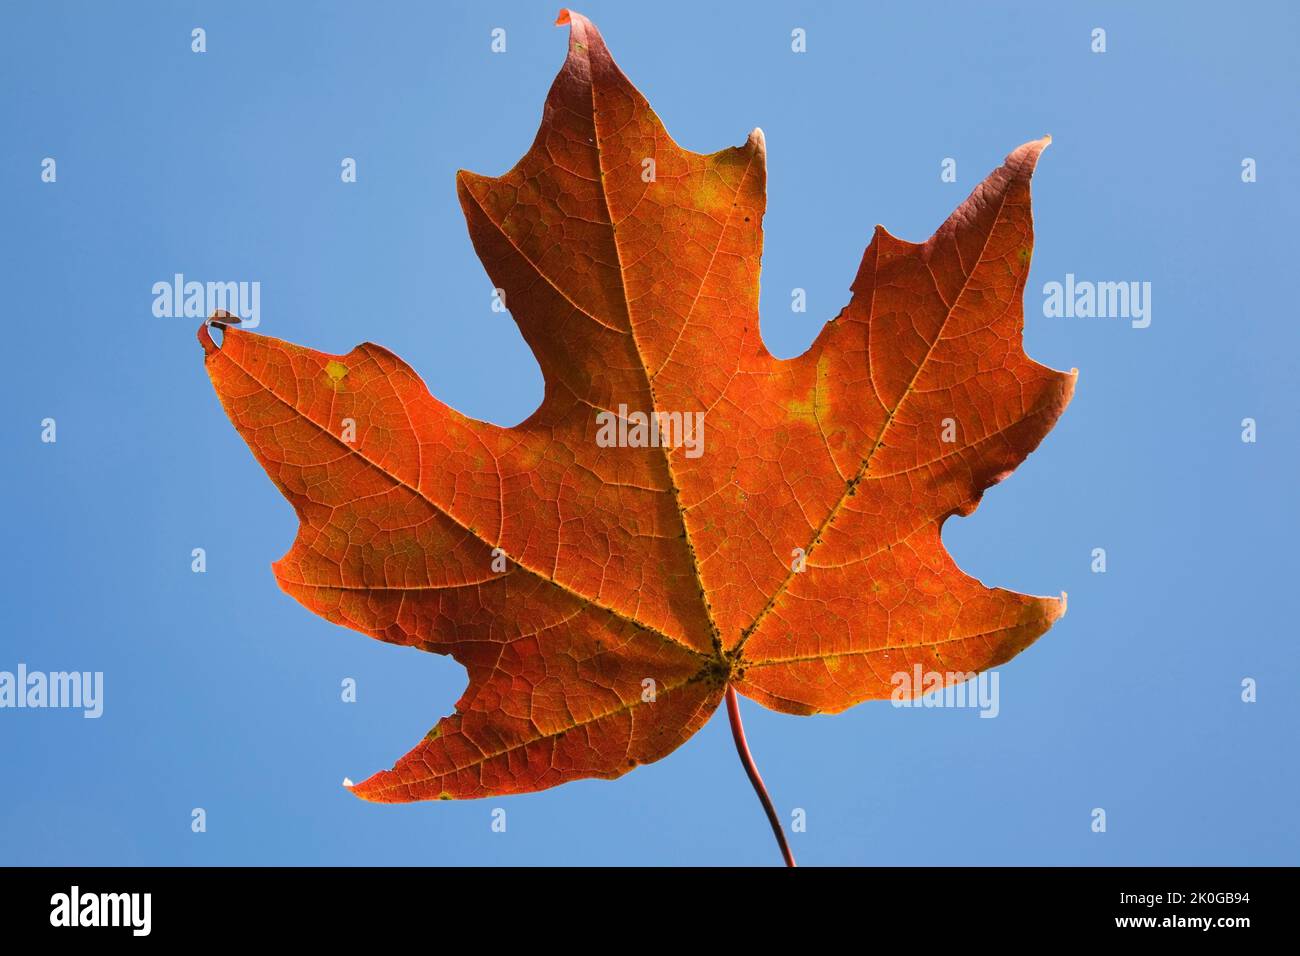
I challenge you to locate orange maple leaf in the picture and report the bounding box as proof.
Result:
[199,10,1074,859]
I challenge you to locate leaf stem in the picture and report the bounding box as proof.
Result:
[724,685,796,867]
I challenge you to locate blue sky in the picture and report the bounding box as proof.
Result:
[2,0,1296,866]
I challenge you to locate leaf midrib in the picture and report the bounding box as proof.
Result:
[577,40,743,661]
[734,185,1017,657]
[219,344,712,664]
[354,669,716,799]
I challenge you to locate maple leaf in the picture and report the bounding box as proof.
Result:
[199,10,1074,857]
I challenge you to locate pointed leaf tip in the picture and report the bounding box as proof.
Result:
[1007,136,1051,179]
